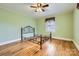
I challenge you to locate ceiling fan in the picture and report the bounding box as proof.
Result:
[30,3,49,12]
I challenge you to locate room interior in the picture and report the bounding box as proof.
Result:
[0,3,79,56]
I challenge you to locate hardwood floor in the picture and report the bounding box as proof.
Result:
[0,39,79,56]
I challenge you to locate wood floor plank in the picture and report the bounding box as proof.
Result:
[0,39,79,56]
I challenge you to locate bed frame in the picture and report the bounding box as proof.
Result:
[21,26,49,49]
[21,26,35,42]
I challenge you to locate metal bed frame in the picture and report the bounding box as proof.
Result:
[21,26,49,49]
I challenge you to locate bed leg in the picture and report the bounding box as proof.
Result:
[50,32,52,42]
[40,35,42,49]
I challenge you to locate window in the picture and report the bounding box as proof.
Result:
[45,17,55,33]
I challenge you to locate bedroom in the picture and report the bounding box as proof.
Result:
[0,3,79,56]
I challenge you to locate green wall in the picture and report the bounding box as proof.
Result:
[36,18,49,36]
[73,8,79,45]
[0,6,74,43]
[37,12,73,39]
[0,7,37,43]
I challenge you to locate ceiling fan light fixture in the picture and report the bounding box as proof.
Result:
[30,3,49,12]
[37,7,42,12]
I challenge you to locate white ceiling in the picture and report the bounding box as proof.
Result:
[0,3,76,18]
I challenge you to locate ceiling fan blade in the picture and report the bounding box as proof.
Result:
[35,10,37,12]
[42,4,49,7]
[35,9,38,12]
[30,6,37,8]
[41,9,45,12]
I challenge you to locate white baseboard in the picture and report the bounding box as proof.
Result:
[0,38,20,46]
[73,40,79,51]
[52,37,72,41]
